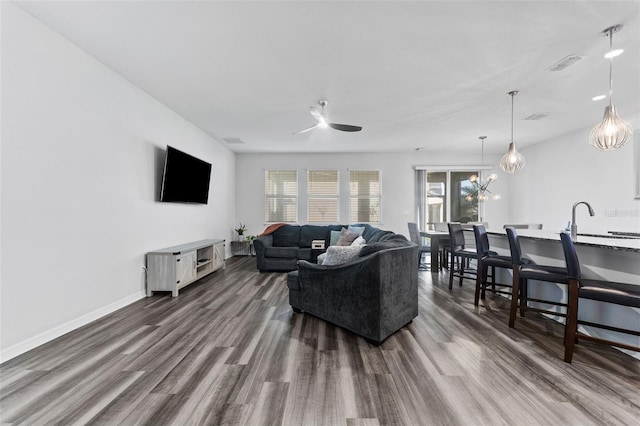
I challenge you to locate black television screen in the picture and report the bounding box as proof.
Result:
[160,146,212,204]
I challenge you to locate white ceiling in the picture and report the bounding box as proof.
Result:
[14,0,640,154]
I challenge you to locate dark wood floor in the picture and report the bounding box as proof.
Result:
[2,257,640,425]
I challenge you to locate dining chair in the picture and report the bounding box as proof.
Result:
[434,222,454,269]
[561,232,640,363]
[408,222,431,270]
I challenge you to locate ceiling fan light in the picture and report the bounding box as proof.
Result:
[604,48,624,59]
[500,142,526,173]
[589,104,633,150]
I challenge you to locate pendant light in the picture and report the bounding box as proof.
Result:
[467,136,500,202]
[500,90,526,173]
[589,25,633,150]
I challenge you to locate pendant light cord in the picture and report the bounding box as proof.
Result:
[509,91,517,146]
[608,29,614,106]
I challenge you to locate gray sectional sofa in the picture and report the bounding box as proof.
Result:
[255,223,419,344]
[254,224,396,272]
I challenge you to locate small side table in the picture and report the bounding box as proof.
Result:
[231,240,254,256]
[310,239,326,263]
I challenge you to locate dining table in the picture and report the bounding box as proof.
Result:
[420,230,450,271]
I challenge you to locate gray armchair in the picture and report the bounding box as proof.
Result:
[287,240,418,344]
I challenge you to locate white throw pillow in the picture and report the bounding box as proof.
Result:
[351,236,366,246]
[317,253,327,265]
[322,245,361,266]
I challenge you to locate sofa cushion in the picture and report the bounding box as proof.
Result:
[272,225,301,247]
[367,230,395,243]
[297,248,311,260]
[323,245,362,266]
[264,246,299,259]
[359,236,412,256]
[299,225,329,248]
[337,228,359,246]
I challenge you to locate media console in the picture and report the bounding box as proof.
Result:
[146,239,225,297]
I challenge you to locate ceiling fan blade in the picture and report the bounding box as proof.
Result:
[309,106,324,122]
[292,123,319,135]
[328,123,363,132]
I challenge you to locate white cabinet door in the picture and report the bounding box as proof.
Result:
[176,251,196,288]
[213,242,225,270]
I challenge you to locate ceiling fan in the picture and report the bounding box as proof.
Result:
[292,99,362,134]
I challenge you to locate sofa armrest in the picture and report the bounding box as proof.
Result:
[254,235,273,271]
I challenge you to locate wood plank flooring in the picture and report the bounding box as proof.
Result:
[2,256,639,425]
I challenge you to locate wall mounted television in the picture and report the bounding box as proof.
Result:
[160,145,212,204]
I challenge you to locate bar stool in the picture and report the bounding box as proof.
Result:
[506,227,569,328]
[561,232,640,363]
[473,225,513,306]
[448,223,476,290]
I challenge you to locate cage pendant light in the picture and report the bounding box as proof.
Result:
[500,90,526,173]
[589,25,633,151]
[466,136,500,202]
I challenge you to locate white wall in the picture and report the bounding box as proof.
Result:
[236,151,510,238]
[509,126,640,234]
[0,3,236,361]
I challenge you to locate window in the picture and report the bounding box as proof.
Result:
[425,170,479,227]
[349,170,381,223]
[265,170,297,223]
[307,170,339,222]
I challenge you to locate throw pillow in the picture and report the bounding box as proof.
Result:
[330,230,341,246]
[316,253,327,265]
[351,236,366,246]
[336,228,358,246]
[323,245,361,266]
[347,225,365,236]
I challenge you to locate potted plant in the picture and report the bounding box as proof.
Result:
[234,223,247,241]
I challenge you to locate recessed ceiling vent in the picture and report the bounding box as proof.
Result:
[546,55,583,72]
[524,113,548,121]
[223,137,245,144]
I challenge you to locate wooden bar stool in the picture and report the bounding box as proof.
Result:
[561,232,640,363]
[473,225,513,306]
[448,223,476,290]
[506,227,569,328]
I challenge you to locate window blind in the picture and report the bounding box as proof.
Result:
[265,170,298,223]
[349,170,381,223]
[307,170,339,222]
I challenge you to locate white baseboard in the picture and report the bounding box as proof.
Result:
[0,290,146,364]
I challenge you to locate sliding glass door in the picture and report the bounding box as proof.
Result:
[425,170,479,228]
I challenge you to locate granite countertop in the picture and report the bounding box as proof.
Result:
[487,229,640,253]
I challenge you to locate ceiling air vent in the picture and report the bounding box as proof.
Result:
[546,55,583,72]
[223,137,245,144]
[524,113,548,121]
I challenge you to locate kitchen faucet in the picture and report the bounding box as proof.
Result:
[571,201,595,239]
